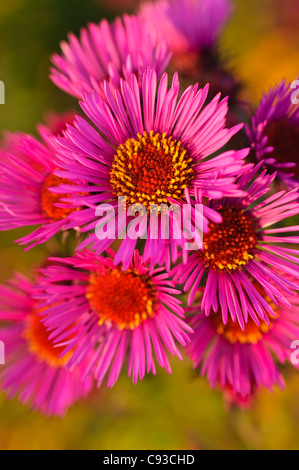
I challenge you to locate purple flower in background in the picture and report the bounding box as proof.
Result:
[53,67,248,269]
[50,14,171,100]
[0,273,92,416]
[37,249,193,388]
[140,0,233,54]
[172,163,299,328]
[246,78,299,189]
[187,284,299,398]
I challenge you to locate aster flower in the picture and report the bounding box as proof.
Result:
[37,249,193,387]
[172,163,299,329]
[0,128,83,249]
[187,285,299,398]
[246,78,299,189]
[52,67,249,270]
[37,110,77,141]
[140,0,239,104]
[0,273,92,416]
[140,0,233,54]
[50,14,171,100]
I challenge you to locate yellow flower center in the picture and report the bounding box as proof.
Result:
[110,131,194,209]
[211,312,276,345]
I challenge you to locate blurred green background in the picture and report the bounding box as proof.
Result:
[0,0,299,450]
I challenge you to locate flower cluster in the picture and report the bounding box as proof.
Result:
[0,0,298,416]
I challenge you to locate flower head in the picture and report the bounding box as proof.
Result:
[187,285,299,397]
[53,67,248,269]
[173,163,299,328]
[37,249,193,387]
[246,79,299,189]
[140,0,233,54]
[50,14,171,100]
[0,129,83,249]
[0,273,92,416]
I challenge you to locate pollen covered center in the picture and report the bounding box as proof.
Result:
[86,269,158,330]
[41,173,77,221]
[211,312,276,345]
[110,131,194,208]
[265,120,299,177]
[25,309,67,367]
[198,205,259,272]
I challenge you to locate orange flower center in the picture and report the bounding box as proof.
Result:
[86,269,158,330]
[41,173,77,221]
[211,312,276,345]
[265,120,299,177]
[110,131,194,209]
[198,205,259,272]
[24,309,67,367]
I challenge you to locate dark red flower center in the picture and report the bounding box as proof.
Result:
[110,131,194,209]
[86,268,158,330]
[265,120,299,177]
[198,205,259,272]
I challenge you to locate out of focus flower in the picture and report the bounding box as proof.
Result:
[246,79,299,189]
[38,110,77,141]
[172,163,299,328]
[37,249,193,387]
[0,127,84,249]
[140,0,233,54]
[0,273,92,416]
[140,0,240,108]
[53,68,248,269]
[187,285,299,398]
[50,14,171,100]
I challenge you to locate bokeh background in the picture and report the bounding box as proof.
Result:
[0,0,299,450]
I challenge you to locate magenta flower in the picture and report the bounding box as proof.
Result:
[0,130,83,249]
[37,249,193,388]
[53,67,248,269]
[246,79,299,189]
[172,163,299,328]
[50,14,171,100]
[0,273,92,417]
[140,0,233,54]
[37,110,77,142]
[187,285,299,398]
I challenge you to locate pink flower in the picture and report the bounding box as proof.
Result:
[53,67,248,269]
[172,163,299,328]
[50,14,171,100]
[0,126,83,249]
[140,0,233,54]
[0,273,93,416]
[37,249,193,387]
[187,284,299,397]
